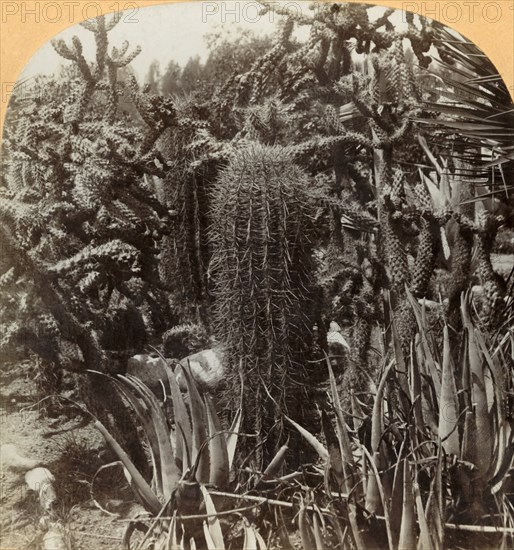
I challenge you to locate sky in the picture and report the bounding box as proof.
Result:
[19,2,412,84]
[20,2,285,82]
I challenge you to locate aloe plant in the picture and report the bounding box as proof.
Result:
[92,292,513,548]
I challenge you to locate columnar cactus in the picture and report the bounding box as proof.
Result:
[209,143,317,466]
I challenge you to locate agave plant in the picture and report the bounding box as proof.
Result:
[91,359,243,549]
[286,293,514,550]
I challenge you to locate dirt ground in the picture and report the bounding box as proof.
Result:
[0,361,144,550]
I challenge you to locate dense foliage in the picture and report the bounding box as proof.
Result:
[1,3,513,549]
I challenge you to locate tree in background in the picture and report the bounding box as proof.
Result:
[161,59,182,96]
[145,59,161,94]
[203,27,274,87]
[159,27,274,99]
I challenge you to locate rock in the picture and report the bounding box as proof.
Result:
[41,521,67,550]
[175,349,225,392]
[327,321,350,371]
[127,349,226,395]
[0,443,40,473]
[327,326,350,351]
[25,467,57,511]
[126,354,170,397]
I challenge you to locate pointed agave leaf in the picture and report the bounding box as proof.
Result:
[350,390,365,431]
[243,521,257,550]
[425,444,445,550]
[226,370,244,471]
[204,394,229,489]
[365,452,382,517]
[414,480,434,550]
[390,309,411,403]
[347,503,366,550]
[478,330,505,409]
[327,359,357,472]
[166,512,180,550]
[165,361,192,466]
[461,296,493,476]
[370,361,392,453]
[277,511,295,549]
[179,363,210,483]
[321,410,346,492]
[312,512,325,550]
[114,373,180,498]
[225,407,242,471]
[366,361,393,514]
[409,343,424,433]
[330,517,348,550]
[461,410,477,466]
[475,330,507,472]
[439,325,460,455]
[327,357,365,525]
[254,528,267,550]
[418,134,443,174]
[111,376,163,496]
[389,451,405,549]
[398,460,415,550]
[298,501,315,550]
[93,420,161,514]
[461,329,472,400]
[177,423,191,472]
[121,375,180,499]
[203,521,217,550]
[284,415,328,462]
[200,485,225,550]
[471,326,496,414]
[361,445,395,550]
[263,444,288,479]
[490,437,514,496]
[406,290,441,394]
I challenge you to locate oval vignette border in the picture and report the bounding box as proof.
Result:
[0,0,513,138]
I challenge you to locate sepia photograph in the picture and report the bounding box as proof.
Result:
[1,1,513,548]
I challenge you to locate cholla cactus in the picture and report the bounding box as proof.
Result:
[0,14,176,374]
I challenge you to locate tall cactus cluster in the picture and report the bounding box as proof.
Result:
[209,143,317,466]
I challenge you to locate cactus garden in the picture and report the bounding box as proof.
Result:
[1,2,513,549]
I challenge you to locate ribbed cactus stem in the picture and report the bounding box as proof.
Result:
[210,143,316,467]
